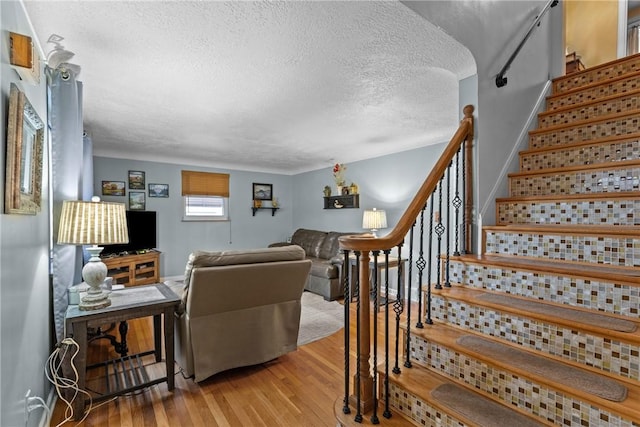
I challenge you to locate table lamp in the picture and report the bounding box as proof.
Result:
[57,198,128,310]
[362,208,387,237]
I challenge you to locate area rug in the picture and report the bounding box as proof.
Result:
[298,291,344,346]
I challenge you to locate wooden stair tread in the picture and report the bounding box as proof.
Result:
[432,286,640,344]
[508,158,640,178]
[529,109,640,136]
[496,192,640,203]
[372,358,549,426]
[519,132,640,156]
[452,254,640,285]
[482,223,640,237]
[539,88,640,119]
[404,321,640,423]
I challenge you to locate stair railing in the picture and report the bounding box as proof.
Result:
[495,0,559,88]
[338,105,475,422]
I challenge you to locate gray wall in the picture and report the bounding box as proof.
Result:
[94,157,294,277]
[403,0,564,225]
[1,2,52,426]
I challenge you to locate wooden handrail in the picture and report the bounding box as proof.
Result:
[339,105,475,252]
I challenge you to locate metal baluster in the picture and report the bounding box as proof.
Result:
[453,150,462,257]
[370,251,379,425]
[354,251,363,423]
[445,162,452,287]
[392,244,404,374]
[415,204,427,328]
[435,178,445,290]
[342,249,351,415]
[404,223,414,369]
[383,250,392,419]
[461,141,467,254]
[426,193,435,325]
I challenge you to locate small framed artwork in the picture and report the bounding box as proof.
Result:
[148,183,169,198]
[129,191,145,210]
[128,170,145,189]
[252,183,272,201]
[101,181,126,196]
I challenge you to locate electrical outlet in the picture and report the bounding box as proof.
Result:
[24,389,31,425]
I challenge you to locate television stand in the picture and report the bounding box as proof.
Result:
[102,251,160,287]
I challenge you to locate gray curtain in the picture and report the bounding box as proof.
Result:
[49,67,91,342]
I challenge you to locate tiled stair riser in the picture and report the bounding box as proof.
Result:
[548,74,640,110]
[484,231,640,267]
[521,138,640,171]
[386,382,464,427]
[496,199,640,226]
[408,335,636,427]
[448,260,640,317]
[529,116,640,149]
[508,167,640,197]
[430,297,640,382]
[539,94,640,128]
[553,58,640,93]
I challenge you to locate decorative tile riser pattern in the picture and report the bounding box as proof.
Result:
[529,116,640,149]
[409,335,637,427]
[484,231,640,267]
[386,382,464,427]
[496,199,640,226]
[539,95,640,128]
[521,138,640,170]
[430,297,640,381]
[508,167,640,197]
[553,59,640,93]
[548,75,640,110]
[448,260,640,317]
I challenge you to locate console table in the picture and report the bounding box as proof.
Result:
[347,255,406,310]
[64,283,179,420]
[102,251,160,286]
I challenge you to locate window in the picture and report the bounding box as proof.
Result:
[182,170,230,221]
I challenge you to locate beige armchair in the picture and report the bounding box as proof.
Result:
[165,245,311,382]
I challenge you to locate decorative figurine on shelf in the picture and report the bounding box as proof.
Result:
[254,199,262,208]
[323,185,331,197]
[349,182,358,195]
[272,198,278,208]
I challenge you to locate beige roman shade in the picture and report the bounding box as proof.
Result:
[181,171,229,197]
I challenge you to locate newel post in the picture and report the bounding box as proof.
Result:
[463,105,474,254]
[351,250,375,413]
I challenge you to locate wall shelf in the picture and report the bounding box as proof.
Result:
[252,207,279,216]
[323,194,359,209]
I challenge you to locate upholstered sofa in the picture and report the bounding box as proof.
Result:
[269,228,362,301]
[165,245,311,382]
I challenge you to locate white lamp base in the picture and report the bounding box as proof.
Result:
[79,246,111,311]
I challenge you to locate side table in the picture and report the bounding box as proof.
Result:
[64,283,180,420]
[348,255,406,310]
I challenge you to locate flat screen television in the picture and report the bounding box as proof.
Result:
[102,210,157,256]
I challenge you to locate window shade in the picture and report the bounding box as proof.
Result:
[181,170,229,197]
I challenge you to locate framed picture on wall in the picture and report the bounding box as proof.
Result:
[101,181,126,196]
[148,183,169,198]
[252,183,272,200]
[129,191,145,210]
[128,170,145,189]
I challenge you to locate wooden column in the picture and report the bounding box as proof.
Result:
[463,105,475,254]
[350,251,374,413]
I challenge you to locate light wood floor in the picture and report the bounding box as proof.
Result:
[50,297,407,426]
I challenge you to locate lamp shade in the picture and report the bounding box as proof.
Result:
[57,200,128,245]
[362,208,387,231]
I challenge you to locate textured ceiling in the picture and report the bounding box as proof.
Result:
[23,1,475,174]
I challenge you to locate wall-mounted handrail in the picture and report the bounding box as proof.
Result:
[495,0,559,88]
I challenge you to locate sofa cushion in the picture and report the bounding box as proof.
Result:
[308,257,340,279]
[291,228,327,258]
[318,231,358,260]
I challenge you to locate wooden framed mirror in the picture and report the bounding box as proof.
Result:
[5,83,44,215]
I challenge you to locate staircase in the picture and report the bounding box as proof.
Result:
[336,53,640,426]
